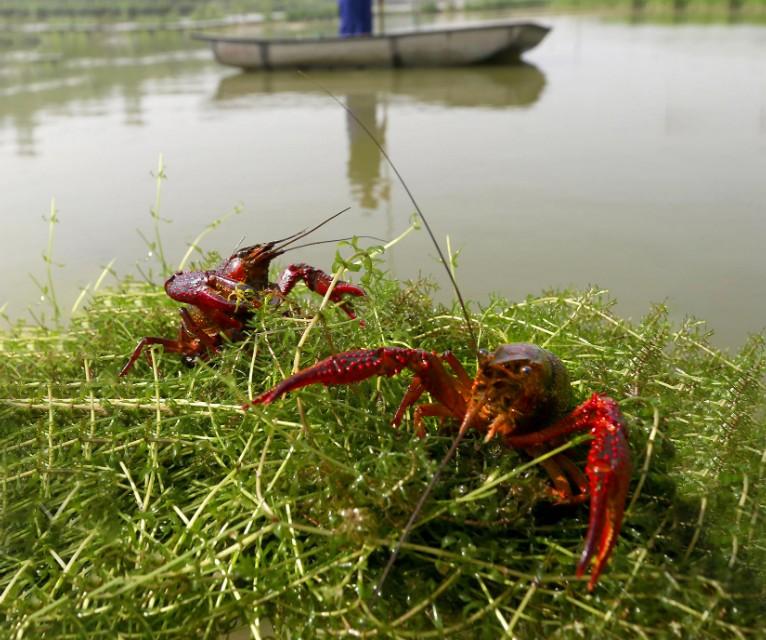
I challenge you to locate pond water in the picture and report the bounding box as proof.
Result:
[0,11,764,349]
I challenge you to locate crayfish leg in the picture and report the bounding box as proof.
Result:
[392,377,426,429]
[411,403,456,438]
[441,351,472,390]
[119,308,219,376]
[554,453,589,497]
[525,446,588,505]
[119,336,185,377]
[178,308,220,353]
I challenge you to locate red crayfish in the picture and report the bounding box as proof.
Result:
[119,210,366,376]
[248,93,632,591]
[248,343,630,591]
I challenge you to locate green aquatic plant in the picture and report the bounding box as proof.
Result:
[1,239,765,637]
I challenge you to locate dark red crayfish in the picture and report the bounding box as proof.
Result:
[119,211,365,376]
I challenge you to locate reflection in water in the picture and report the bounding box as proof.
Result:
[214,64,546,210]
[345,93,388,210]
[214,63,546,109]
[0,32,208,155]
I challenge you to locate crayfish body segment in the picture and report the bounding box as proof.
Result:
[249,342,631,590]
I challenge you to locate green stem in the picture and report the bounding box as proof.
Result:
[150,153,169,275]
[44,198,61,326]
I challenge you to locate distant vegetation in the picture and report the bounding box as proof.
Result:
[0,0,763,25]
[0,1,260,22]
[0,0,349,24]
[550,0,766,8]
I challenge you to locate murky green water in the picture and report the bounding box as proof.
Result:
[1,12,764,348]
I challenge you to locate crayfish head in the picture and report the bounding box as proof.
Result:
[218,242,284,288]
[475,343,572,426]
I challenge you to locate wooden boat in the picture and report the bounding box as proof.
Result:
[193,21,550,70]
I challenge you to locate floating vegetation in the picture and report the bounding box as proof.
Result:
[1,244,765,636]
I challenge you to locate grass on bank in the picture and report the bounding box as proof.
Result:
[1,236,765,638]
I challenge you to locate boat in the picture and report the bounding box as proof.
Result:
[193,21,550,71]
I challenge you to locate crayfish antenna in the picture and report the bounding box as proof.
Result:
[375,394,487,595]
[272,206,352,253]
[303,72,481,596]
[236,207,354,258]
[300,71,477,356]
[287,235,387,252]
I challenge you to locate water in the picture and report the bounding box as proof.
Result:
[0,13,764,349]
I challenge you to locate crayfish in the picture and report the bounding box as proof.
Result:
[248,343,630,590]
[244,93,631,591]
[119,211,365,376]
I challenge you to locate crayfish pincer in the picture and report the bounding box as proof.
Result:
[119,212,365,376]
[247,343,631,590]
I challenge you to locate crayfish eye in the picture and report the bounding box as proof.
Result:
[520,365,533,376]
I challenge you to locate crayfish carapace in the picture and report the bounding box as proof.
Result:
[247,343,631,591]
[119,210,366,376]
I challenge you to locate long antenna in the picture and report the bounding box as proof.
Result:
[303,73,482,594]
[301,71,478,355]
[272,206,352,253]
[287,235,388,252]
[375,397,484,595]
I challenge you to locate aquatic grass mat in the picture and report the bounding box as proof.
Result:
[1,271,765,638]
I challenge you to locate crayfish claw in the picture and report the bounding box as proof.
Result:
[245,348,420,410]
[577,395,631,590]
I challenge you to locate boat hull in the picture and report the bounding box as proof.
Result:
[195,22,550,70]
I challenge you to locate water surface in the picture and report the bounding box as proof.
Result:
[0,13,764,348]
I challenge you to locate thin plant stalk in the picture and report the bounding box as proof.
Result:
[150,153,169,275]
[31,198,62,327]
[176,204,243,272]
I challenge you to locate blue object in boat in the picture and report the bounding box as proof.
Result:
[338,0,372,36]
